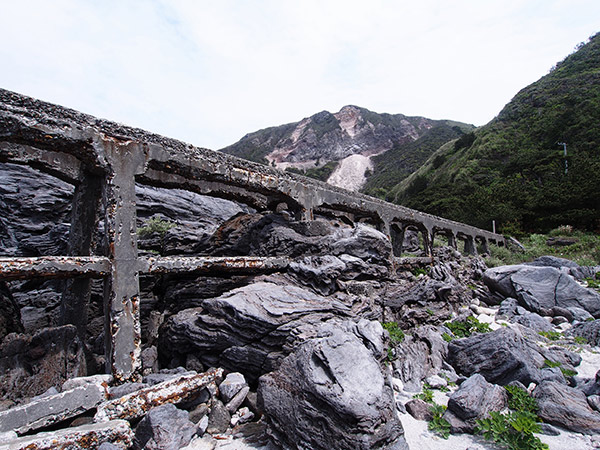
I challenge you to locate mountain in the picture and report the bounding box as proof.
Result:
[389,32,600,233]
[220,106,474,191]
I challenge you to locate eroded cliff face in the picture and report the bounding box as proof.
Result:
[221,105,441,191]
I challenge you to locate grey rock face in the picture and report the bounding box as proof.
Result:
[393,325,448,391]
[533,381,600,434]
[258,320,407,450]
[444,374,507,433]
[483,264,600,317]
[447,327,575,386]
[159,281,351,382]
[0,282,22,340]
[133,403,196,450]
[568,319,600,346]
[512,312,554,332]
[0,325,86,402]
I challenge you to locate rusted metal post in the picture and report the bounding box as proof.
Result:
[101,140,146,382]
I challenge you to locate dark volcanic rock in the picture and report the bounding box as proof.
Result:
[0,282,23,340]
[444,374,507,433]
[405,399,433,421]
[0,162,73,257]
[393,325,448,391]
[568,319,600,346]
[483,264,600,317]
[159,281,352,382]
[533,381,600,434]
[447,327,574,386]
[133,403,196,450]
[0,325,86,402]
[258,320,407,450]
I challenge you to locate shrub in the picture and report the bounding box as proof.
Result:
[476,411,548,450]
[137,216,176,238]
[445,316,491,338]
[382,321,405,345]
[413,385,434,404]
[428,403,451,439]
[505,385,538,414]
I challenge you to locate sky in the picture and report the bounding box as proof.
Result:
[1,1,599,150]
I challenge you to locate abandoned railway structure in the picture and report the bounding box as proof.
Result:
[0,89,506,382]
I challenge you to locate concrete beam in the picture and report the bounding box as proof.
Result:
[137,256,290,275]
[0,256,111,280]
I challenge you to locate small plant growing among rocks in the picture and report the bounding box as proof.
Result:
[475,385,548,450]
[428,403,451,439]
[137,215,176,238]
[444,316,491,339]
[382,321,405,345]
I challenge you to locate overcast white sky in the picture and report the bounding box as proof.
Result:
[1,1,598,150]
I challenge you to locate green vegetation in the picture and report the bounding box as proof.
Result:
[476,386,548,450]
[538,331,563,341]
[362,123,474,200]
[543,359,578,377]
[476,411,548,450]
[444,316,491,339]
[286,160,339,181]
[484,227,600,267]
[137,216,176,238]
[428,403,451,439]
[382,321,405,345]
[505,385,538,414]
[413,385,434,403]
[389,33,600,234]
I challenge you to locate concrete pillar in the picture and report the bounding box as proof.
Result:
[447,232,458,250]
[464,235,478,256]
[389,224,405,257]
[60,171,103,340]
[422,228,434,257]
[102,141,146,382]
[479,238,490,255]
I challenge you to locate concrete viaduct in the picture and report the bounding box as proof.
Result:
[0,89,506,382]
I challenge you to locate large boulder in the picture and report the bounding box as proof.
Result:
[568,319,600,346]
[447,326,576,386]
[444,374,507,433]
[393,325,448,391]
[483,264,600,317]
[158,281,352,381]
[258,320,407,450]
[133,403,196,450]
[197,213,392,269]
[533,381,600,434]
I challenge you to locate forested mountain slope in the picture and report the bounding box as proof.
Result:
[388,32,600,233]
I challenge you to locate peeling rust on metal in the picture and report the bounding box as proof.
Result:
[94,368,224,422]
[137,256,291,275]
[0,256,111,280]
